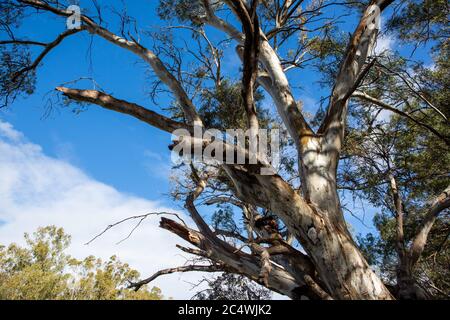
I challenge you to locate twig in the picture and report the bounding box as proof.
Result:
[85,211,187,245]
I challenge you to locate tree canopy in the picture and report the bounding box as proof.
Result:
[0,226,164,300]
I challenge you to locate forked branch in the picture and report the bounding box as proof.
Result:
[128,264,224,291]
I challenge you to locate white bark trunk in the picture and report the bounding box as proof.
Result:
[298,136,393,299]
[226,161,393,299]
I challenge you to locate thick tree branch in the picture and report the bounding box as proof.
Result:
[201,0,245,42]
[204,0,313,148]
[55,87,189,134]
[409,185,450,267]
[388,174,405,251]
[318,0,394,144]
[233,0,261,132]
[185,168,219,239]
[0,39,47,46]
[159,217,317,299]
[56,87,275,174]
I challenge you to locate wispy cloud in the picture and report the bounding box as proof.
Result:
[142,149,172,181]
[0,121,24,142]
[0,120,211,299]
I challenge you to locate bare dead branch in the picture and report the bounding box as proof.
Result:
[159,217,313,299]
[318,0,394,136]
[85,212,188,245]
[55,87,189,134]
[0,40,47,46]
[409,185,450,266]
[128,264,224,291]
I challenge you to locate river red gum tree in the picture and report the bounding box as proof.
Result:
[2,0,449,299]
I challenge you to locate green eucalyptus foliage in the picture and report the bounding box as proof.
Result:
[198,80,270,131]
[387,0,449,46]
[212,206,239,233]
[339,0,450,295]
[0,226,163,300]
[344,59,450,297]
[157,0,207,25]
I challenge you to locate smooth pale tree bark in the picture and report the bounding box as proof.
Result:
[206,1,393,298]
[397,185,450,299]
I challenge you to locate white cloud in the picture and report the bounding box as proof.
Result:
[0,120,211,299]
[376,109,392,122]
[0,121,24,142]
[374,35,394,55]
[374,17,395,55]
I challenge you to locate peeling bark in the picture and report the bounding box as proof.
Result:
[224,163,393,299]
[160,217,312,300]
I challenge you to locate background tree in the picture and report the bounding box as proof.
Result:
[0,226,164,300]
[0,0,448,300]
[193,273,272,300]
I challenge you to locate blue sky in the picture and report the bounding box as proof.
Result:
[2,0,178,203]
[0,0,435,298]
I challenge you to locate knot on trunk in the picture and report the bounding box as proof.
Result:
[307,226,319,244]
